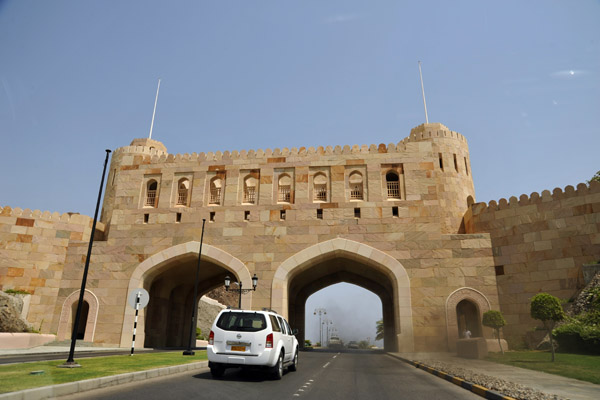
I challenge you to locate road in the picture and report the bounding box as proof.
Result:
[62,350,480,400]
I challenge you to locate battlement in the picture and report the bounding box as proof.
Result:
[0,205,97,227]
[112,123,469,164]
[469,180,600,215]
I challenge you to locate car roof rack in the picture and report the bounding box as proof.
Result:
[261,307,278,314]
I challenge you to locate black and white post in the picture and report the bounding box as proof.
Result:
[130,293,141,356]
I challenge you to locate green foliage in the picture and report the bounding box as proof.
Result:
[375,319,384,341]
[482,310,506,329]
[531,293,565,323]
[304,339,312,347]
[4,289,31,295]
[588,170,600,185]
[553,311,600,354]
[316,342,321,347]
[358,340,369,349]
[195,327,206,340]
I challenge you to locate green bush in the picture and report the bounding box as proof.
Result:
[304,339,312,347]
[553,312,600,354]
[4,289,31,295]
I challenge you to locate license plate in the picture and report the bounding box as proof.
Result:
[231,346,246,352]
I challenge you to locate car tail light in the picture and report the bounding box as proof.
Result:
[209,330,214,346]
[266,333,273,348]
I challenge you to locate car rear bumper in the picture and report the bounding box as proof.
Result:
[207,345,277,367]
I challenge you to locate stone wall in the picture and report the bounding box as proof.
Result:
[464,181,600,344]
[0,206,102,332]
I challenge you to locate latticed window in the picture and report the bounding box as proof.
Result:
[145,181,158,207]
[243,176,257,204]
[386,172,400,200]
[349,172,363,200]
[176,179,189,206]
[278,174,292,203]
[210,178,222,205]
[313,173,328,202]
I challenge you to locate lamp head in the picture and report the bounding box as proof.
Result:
[224,275,231,290]
[252,274,258,290]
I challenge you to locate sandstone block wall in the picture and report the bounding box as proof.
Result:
[465,181,600,343]
[0,206,103,332]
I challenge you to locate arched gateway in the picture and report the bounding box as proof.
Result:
[119,242,252,348]
[271,238,414,352]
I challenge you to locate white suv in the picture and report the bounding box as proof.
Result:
[207,308,299,379]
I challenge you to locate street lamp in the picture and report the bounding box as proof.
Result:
[183,218,206,356]
[313,308,326,347]
[224,274,258,308]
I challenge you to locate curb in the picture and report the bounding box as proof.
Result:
[0,361,208,400]
[387,354,516,400]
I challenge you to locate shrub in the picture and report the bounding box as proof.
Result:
[554,312,600,354]
[304,339,312,347]
[531,293,565,361]
[482,310,506,354]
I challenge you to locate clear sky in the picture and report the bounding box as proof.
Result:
[1,1,598,346]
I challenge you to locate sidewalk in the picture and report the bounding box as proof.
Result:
[391,352,600,400]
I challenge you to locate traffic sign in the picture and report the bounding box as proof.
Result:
[128,288,150,309]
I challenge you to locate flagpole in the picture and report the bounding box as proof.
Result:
[148,78,161,139]
[418,61,429,124]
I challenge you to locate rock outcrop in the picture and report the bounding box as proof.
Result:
[0,291,32,333]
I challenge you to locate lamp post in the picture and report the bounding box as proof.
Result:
[60,149,111,368]
[313,308,326,347]
[183,219,206,356]
[323,319,333,347]
[224,274,258,308]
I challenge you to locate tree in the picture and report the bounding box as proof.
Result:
[375,319,384,341]
[482,310,506,354]
[588,171,600,185]
[530,293,565,361]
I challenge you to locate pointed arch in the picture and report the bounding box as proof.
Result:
[271,237,414,352]
[445,287,492,351]
[119,242,252,347]
[57,289,99,342]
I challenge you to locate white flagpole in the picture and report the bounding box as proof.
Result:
[418,61,429,124]
[148,78,161,139]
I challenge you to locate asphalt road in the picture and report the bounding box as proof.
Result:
[62,350,481,400]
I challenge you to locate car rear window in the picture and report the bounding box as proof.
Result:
[216,312,267,332]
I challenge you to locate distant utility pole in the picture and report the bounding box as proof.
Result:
[418,61,429,124]
[314,308,326,346]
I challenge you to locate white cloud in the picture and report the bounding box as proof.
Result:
[550,69,588,78]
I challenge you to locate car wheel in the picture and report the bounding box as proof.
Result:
[288,348,298,372]
[271,351,284,380]
[210,365,225,379]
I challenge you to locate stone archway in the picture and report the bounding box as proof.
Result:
[57,290,99,342]
[119,242,252,348]
[445,287,491,351]
[271,238,413,352]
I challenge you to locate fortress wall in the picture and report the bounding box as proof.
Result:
[0,206,104,332]
[465,180,600,343]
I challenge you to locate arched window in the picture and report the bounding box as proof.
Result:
[243,175,257,204]
[145,180,158,207]
[385,171,400,200]
[278,174,292,203]
[456,299,482,338]
[313,173,327,202]
[176,178,189,206]
[349,171,363,200]
[209,177,222,205]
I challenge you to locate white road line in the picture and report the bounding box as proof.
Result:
[323,362,330,368]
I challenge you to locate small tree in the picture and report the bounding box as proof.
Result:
[482,310,506,354]
[530,293,565,361]
[588,170,600,184]
[375,319,384,341]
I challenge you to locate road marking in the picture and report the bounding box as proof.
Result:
[323,362,330,368]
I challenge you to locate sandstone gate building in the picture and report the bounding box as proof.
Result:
[1,122,598,352]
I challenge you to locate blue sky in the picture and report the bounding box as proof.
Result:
[1,1,598,345]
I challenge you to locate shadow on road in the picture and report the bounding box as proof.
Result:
[193,367,287,382]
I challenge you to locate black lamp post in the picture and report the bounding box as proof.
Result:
[60,149,111,368]
[183,218,206,356]
[224,274,258,308]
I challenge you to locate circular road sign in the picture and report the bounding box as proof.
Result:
[128,288,150,309]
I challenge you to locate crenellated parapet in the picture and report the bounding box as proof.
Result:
[0,205,98,227]
[469,180,600,215]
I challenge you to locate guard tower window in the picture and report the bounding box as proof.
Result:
[354,208,361,218]
[280,210,286,220]
[439,153,444,170]
[454,154,459,172]
[349,171,363,201]
[392,206,399,217]
[209,211,215,222]
[244,210,250,221]
[278,174,292,203]
[317,209,323,219]
[176,178,190,206]
[145,180,158,207]
[464,157,469,175]
[385,172,401,200]
[313,173,328,202]
[209,177,222,205]
[243,175,257,204]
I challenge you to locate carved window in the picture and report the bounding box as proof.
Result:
[349,172,363,200]
[386,172,400,200]
[313,173,328,202]
[176,178,190,206]
[243,175,257,204]
[145,180,158,207]
[209,177,222,205]
[278,174,292,203]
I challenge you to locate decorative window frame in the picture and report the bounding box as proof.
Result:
[173,174,192,207]
[141,175,161,208]
[346,166,367,202]
[309,168,330,203]
[56,289,99,342]
[240,170,260,205]
[381,164,405,201]
[274,168,295,204]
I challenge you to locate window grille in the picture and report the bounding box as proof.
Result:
[177,189,188,205]
[350,184,363,200]
[278,185,291,202]
[314,184,327,201]
[386,181,400,199]
[244,187,256,204]
[145,189,157,207]
[210,187,221,204]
